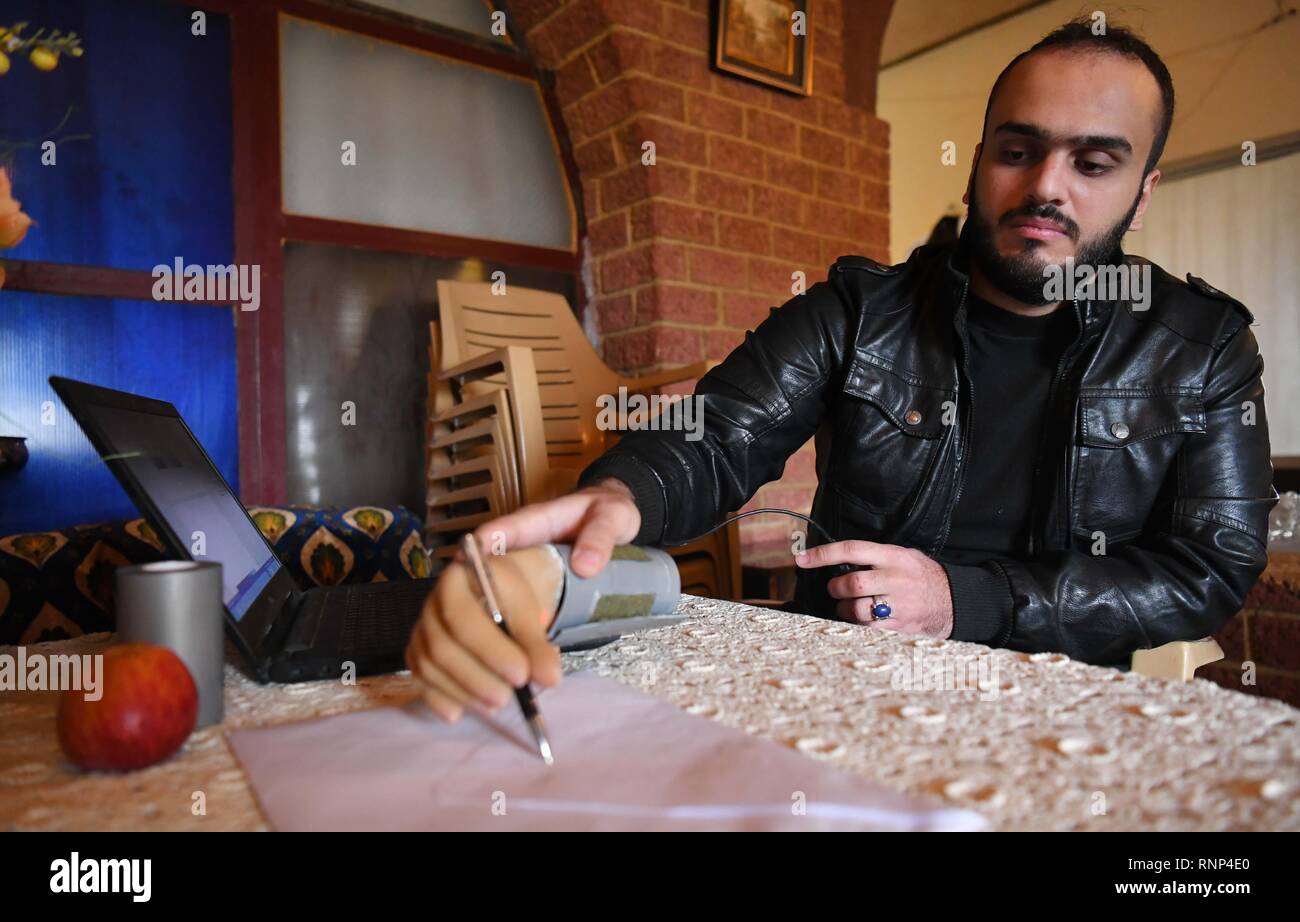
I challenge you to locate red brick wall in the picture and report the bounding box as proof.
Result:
[509,0,894,558]
[1204,552,1300,708]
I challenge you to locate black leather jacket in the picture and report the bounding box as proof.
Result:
[579,240,1278,666]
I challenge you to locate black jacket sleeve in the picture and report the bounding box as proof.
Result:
[577,279,856,546]
[941,560,1016,646]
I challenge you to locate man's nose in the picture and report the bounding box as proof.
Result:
[1020,152,1071,212]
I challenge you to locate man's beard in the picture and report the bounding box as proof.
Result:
[959,184,1142,305]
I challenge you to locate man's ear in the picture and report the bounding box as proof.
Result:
[1127,168,1161,232]
[962,142,982,206]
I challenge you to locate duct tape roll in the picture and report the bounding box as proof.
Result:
[546,544,681,638]
[115,560,225,728]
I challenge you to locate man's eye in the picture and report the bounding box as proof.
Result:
[1002,149,1027,162]
[1079,160,1110,175]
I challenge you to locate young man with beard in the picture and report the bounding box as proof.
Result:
[405,20,1278,722]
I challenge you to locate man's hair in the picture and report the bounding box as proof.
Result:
[981,19,1176,176]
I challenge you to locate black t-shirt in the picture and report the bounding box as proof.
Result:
[938,292,1076,566]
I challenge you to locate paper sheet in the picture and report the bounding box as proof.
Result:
[226,672,987,831]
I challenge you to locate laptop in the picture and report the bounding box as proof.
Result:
[50,376,435,684]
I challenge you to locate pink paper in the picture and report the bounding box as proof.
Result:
[227,672,986,831]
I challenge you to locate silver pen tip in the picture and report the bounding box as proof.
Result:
[530,717,554,765]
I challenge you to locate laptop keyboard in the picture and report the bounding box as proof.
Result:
[339,579,431,657]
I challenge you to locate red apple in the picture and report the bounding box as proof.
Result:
[57,643,198,772]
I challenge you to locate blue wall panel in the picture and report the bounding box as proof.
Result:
[0,293,239,534]
[0,0,234,269]
[0,0,239,534]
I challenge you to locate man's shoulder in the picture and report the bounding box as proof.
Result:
[824,250,931,317]
[1127,255,1255,347]
[831,254,905,277]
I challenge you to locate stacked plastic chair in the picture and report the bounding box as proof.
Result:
[424,280,741,599]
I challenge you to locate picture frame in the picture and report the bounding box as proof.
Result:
[712,0,813,97]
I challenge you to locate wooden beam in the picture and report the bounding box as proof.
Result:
[232,1,289,505]
[282,214,581,273]
[278,0,531,76]
[0,260,232,304]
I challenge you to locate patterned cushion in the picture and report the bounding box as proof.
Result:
[0,505,431,645]
[246,505,431,587]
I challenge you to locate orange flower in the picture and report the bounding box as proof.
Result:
[0,167,33,250]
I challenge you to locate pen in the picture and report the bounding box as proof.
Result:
[459,534,554,765]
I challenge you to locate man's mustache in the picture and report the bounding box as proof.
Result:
[999,206,1079,240]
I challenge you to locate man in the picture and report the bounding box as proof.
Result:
[406,20,1277,722]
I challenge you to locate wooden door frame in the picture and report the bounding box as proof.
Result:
[2,0,585,504]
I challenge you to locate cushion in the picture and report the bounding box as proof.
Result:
[0,505,430,645]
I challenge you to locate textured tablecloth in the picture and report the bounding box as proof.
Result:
[3,595,1299,831]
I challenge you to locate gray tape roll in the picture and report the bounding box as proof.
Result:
[115,560,225,728]
[547,544,681,638]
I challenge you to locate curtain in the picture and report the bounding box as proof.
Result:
[1126,150,1300,456]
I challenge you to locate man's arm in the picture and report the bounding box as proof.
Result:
[403,277,861,723]
[578,280,855,546]
[954,322,1278,665]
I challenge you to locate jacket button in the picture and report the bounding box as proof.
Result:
[904,409,922,426]
[1111,422,1130,440]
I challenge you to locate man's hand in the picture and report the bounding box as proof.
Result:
[405,547,562,722]
[405,479,642,722]
[794,540,954,638]
[470,478,642,577]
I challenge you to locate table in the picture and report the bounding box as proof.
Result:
[3,595,1299,831]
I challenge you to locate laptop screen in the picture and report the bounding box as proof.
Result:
[88,402,281,622]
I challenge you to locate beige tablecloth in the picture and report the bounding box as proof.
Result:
[3,595,1299,831]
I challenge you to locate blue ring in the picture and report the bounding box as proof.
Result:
[872,601,892,620]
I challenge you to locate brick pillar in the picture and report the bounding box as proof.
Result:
[511,0,893,560]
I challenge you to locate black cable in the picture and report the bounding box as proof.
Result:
[665,507,838,549]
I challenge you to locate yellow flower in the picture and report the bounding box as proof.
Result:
[29,47,58,71]
[0,168,34,249]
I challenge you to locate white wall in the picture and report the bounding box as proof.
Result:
[879,0,1300,260]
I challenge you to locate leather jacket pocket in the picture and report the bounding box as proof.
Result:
[1071,390,1206,544]
[835,359,952,525]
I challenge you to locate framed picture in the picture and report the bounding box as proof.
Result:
[712,0,813,96]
